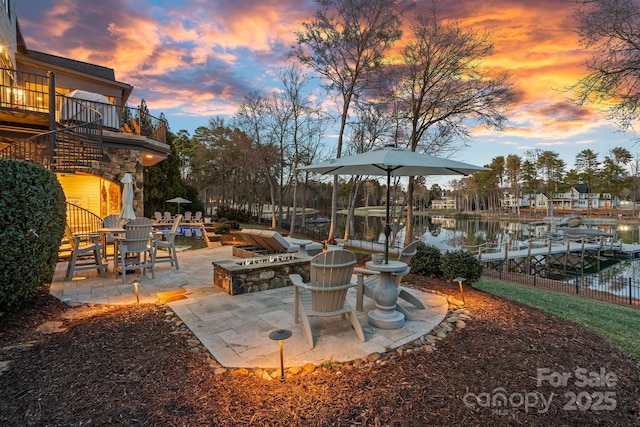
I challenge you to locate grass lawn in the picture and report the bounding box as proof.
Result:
[474,278,640,360]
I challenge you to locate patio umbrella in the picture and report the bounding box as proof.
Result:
[166,196,191,214]
[299,146,488,262]
[119,173,136,221]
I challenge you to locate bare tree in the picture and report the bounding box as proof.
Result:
[395,7,513,244]
[276,66,328,235]
[235,92,280,228]
[292,0,403,240]
[342,101,395,241]
[570,0,640,130]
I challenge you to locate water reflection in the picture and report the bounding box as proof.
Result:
[337,214,640,295]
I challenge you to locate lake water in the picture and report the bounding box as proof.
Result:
[333,214,640,250]
[328,213,640,294]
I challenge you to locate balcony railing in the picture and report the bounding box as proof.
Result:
[0,68,49,112]
[57,96,167,144]
[0,67,167,145]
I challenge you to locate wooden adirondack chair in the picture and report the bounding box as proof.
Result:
[153,214,182,270]
[64,225,107,281]
[114,217,155,283]
[289,250,365,349]
[354,241,426,320]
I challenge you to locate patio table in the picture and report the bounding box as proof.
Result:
[364,260,407,329]
[97,227,125,262]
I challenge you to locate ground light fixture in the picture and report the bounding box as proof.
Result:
[269,329,292,382]
[133,280,140,303]
[453,277,466,304]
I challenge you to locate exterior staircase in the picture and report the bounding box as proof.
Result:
[0,69,167,174]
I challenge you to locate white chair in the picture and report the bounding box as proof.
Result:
[163,211,172,223]
[354,241,425,320]
[154,211,163,223]
[192,211,202,223]
[114,217,155,283]
[64,225,107,281]
[289,250,365,349]
[183,211,192,223]
[153,214,182,270]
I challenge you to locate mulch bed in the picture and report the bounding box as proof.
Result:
[1,266,639,425]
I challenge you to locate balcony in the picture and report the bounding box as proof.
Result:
[0,68,167,145]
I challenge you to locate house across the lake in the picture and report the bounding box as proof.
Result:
[502,185,619,212]
[0,0,169,221]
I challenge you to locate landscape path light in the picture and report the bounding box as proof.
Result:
[269,329,292,382]
[133,279,140,303]
[453,277,466,304]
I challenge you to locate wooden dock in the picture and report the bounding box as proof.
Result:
[476,237,640,275]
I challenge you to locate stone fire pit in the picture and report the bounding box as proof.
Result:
[213,254,311,296]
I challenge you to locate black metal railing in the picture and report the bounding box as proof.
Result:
[57,95,167,144]
[483,263,640,308]
[66,202,103,235]
[0,67,49,112]
[0,66,167,143]
[0,115,103,172]
[105,104,167,144]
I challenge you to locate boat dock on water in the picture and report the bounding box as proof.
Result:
[475,229,640,275]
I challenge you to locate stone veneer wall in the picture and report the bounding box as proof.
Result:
[213,257,311,296]
[99,147,144,216]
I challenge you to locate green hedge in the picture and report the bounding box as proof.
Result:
[410,242,442,276]
[441,249,483,283]
[0,159,66,312]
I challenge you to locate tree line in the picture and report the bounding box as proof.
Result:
[146,0,640,237]
[448,147,640,215]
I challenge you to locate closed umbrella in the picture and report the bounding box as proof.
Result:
[300,146,488,262]
[166,196,191,214]
[119,173,136,221]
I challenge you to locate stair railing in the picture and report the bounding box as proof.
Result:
[0,93,103,172]
[66,202,104,235]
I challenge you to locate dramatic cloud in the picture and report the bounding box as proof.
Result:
[16,0,635,171]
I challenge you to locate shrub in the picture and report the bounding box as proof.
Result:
[212,222,231,234]
[0,159,66,312]
[441,249,483,283]
[410,242,442,276]
[216,206,250,223]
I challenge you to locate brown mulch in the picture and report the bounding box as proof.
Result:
[1,273,639,426]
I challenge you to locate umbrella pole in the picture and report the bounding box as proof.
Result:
[385,170,391,264]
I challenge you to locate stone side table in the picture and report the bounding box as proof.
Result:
[365,260,406,329]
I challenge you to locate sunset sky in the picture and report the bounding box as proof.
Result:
[17,0,638,187]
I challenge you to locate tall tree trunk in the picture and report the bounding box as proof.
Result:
[265,173,277,228]
[289,171,299,235]
[404,176,415,246]
[343,178,361,241]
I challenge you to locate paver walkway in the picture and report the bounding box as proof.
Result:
[50,245,448,368]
